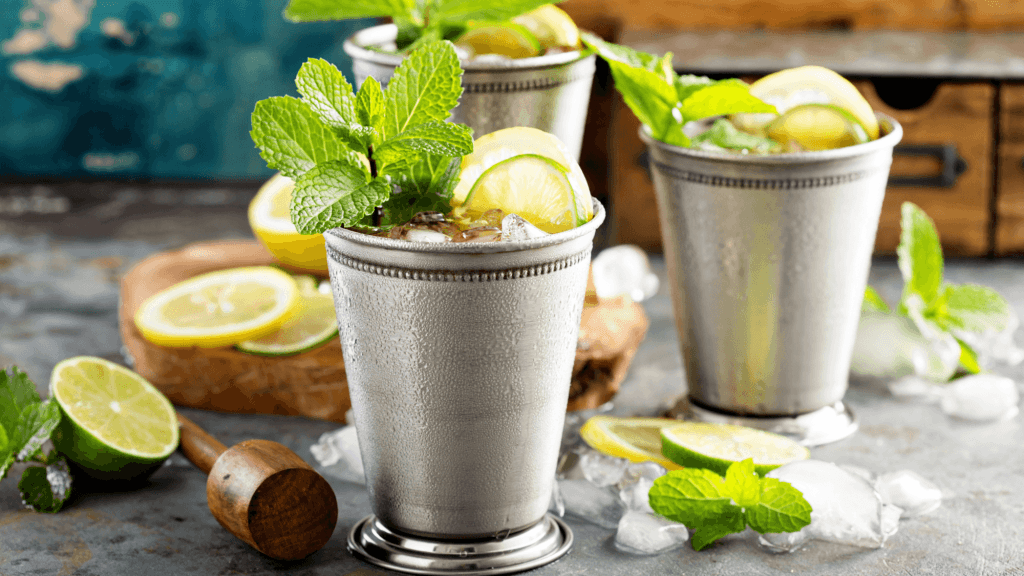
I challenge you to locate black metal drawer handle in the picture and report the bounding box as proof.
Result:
[888,144,968,188]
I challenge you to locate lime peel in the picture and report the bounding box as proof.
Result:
[660,422,810,477]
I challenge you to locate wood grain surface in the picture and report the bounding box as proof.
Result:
[997,83,1024,255]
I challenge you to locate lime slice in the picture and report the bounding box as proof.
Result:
[764,103,870,151]
[512,4,580,49]
[749,65,879,140]
[249,173,329,275]
[134,266,300,348]
[236,278,338,356]
[579,415,682,470]
[456,22,542,59]
[462,154,582,234]
[50,356,179,481]
[661,422,810,477]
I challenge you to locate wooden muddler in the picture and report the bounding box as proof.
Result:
[176,414,339,561]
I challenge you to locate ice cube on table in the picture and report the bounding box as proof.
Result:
[887,375,945,402]
[591,245,660,302]
[501,214,549,241]
[556,478,625,529]
[760,460,897,552]
[619,477,655,513]
[615,510,690,555]
[851,312,959,382]
[579,450,630,487]
[953,310,1024,368]
[875,470,943,518]
[309,425,365,485]
[939,374,1020,421]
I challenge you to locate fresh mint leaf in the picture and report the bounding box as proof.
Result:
[722,458,760,507]
[381,155,461,225]
[607,60,686,146]
[955,337,982,374]
[744,477,812,534]
[382,40,463,140]
[691,509,746,551]
[674,75,716,103]
[897,202,943,309]
[296,58,357,130]
[678,82,776,123]
[0,366,41,427]
[863,285,891,313]
[376,121,473,172]
[693,118,780,152]
[432,0,555,25]
[291,156,388,233]
[649,467,737,525]
[18,458,72,513]
[583,32,664,72]
[356,76,385,135]
[14,398,61,461]
[283,0,415,22]
[938,284,1011,333]
[251,96,350,180]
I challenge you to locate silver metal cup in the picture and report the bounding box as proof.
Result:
[344,24,596,160]
[644,116,903,446]
[325,201,605,574]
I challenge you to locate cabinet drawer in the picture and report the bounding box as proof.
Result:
[609,80,995,255]
[996,83,1024,255]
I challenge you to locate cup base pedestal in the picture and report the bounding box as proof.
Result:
[668,397,858,447]
[347,514,573,576]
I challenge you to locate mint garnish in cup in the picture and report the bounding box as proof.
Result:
[580,33,776,148]
[250,40,473,233]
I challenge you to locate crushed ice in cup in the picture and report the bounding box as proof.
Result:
[939,374,1020,421]
[759,460,899,552]
[453,226,501,243]
[501,214,550,241]
[875,470,943,518]
[615,510,690,555]
[591,245,660,302]
[309,425,365,485]
[851,312,959,382]
[555,478,625,529]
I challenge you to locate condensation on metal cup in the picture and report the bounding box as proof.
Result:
[344,24,596,160]
[643,116,903,447]
[324,201,605,575]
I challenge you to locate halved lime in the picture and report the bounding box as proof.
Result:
[456,22,542,59]
[579,415,682,470]
[236,278,338,356]
[50,356,179,481]
[661,422,810,477]
[765,103,870,151]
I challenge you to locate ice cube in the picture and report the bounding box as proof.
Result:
[875,470,942,518]
[838,463,877,485]
[619,461,667,487]
[452,226,501,243]
[760,460,896,552]
[403,228,451,243]
[952,310,1024,368]
[614,511,690,555]
[939,374,1019,421]
[591,245,660,302]
[887,375,945,402]
[619,477,655,513]
[579,451,629,487]
[851,312,959,382]
[309,425,365,485]
[501,214,549,241]
[556,478,625,529]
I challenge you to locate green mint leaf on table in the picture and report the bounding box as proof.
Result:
[693,118,780,153]
[0,366,43,480]
[291,157,390,234]
[284,0,417,22]
[251,96,350,180]
[382,40,463,140]
[649,459,811,551]
[18,458,72,514]
[956,336,982,374]
[431,0,558,25]
[938,284,1011,333]
[13,398,61,462]
[897,202,943,312]
[862,285,891,314]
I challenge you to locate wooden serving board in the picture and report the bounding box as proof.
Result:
[119,240,648,423]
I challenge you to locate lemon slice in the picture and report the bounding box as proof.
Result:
[512,4,580,49]
[579,415,682,470]
[462,154,584,234]
[134,266,299,348]
[765,103,870,151]
[50,356,178,481]
[749,65,879,140]
[249,173,329,275]
[661,422,810,477]
[456,22,542,59]
[237,277,338,356]
[453,127,592,224]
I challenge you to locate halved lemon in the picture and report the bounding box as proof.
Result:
[456,22,542,59]
[512,4,580,49]
[50,356,179,481]
[134,266,299,348]
[749,65,879,140]
[237,276,338,356]
[765,103,870,151]
[579,415,682,470]
[249,173,328,275]
[661,422,810,477]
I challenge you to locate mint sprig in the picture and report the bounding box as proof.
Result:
[251,41,473,233]
[649,459,811,551]
[581,33,776,148]
[0,366,72,513]
[864,202,1013,376]
[283,0,558,50]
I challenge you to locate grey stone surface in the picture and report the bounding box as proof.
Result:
[1,184,1023,574]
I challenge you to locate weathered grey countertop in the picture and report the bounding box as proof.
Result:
[1,183,1023,575]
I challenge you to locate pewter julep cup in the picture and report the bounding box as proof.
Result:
[644,115,903,446]
[325,201,605,575]
[344,24,596,160]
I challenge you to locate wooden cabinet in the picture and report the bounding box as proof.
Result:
[997,84,1024,255]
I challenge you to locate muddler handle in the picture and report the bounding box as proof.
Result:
[177,413,227,475]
